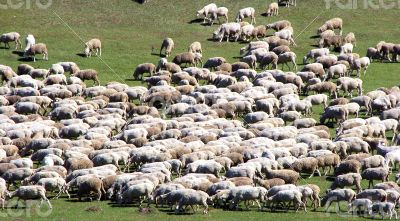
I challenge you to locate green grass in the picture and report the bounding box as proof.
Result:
[1,0,400,220]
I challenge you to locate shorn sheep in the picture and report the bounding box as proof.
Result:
[84,38,102,57]
[160,38,174,58]
[235,7,256,25]
[0,32,21,49]
[24,43,48,62]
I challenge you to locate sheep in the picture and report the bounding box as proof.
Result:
[133,63,156,80]
[84,38,102,57]
[301,63,325,79]
[350,57,370,77]
[361,155,385,170]
[356,189,387,202]
[344,32,356,46]
[160,38,174,57]
[37,177,70,199]
[291,157,321,178]
[361,167,389,188]
[73,69,100,86]
[264,169,300,184]
[319,35,344,49]
[29,68,49,79]
[330,173,362,193]
[348,198,372,215]
[7,185,52,208]
[188,41,202,54]
[334,159,361,175]
[303,48,330,64]
[259,52,278,70]
[203,57,226,70]
[240,55,257,69]
[235,7,256,24]
[325,64,347,81]
[366,47,381,62]
[340,43,353,54]
[371,202,397,220]
[0,32,21,49]
[267,189,305,212]
[213,22,241,42]
[266,2,279,16]
[117,182,155,207]
[196,3,218,24]
[272,45,291,55]
[170,189,210,214]
[274,29,296,46]
[318,17,343,35]
[277,52,297,71]
[17,64,34,76]
[336,77,363,98]
[250,25,267,40]
[294,118,317,128]
[209,7,229,25]
[24,34,35,52]
[266,20,291,31]
[321,188,356,212]
[24,43,48,62]
[172,52,202,67]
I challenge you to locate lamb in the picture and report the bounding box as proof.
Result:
[303,48,330,64]
[266,2,279,16]
[160,38,174,57]
[266,20,292,31]
[196,3,218,24]
[317,17,343,35]
[73,69,100,86]
[361,167,389,188]
[321,188,356,212]
[7,185,52,208]
[340,43,353,54]
[0,32,21,49]
[173,52,203,67]
[133,63,156,80]
[24,43,48,62]
[267,189,306,212]
[84,38,102,57]
[235,7,256,24]
[291,157,321,178]
[25,34,35,52]
[330,173,362,193]
[371,202,397,220]
[277,52,297,71]
[348,198,372,215]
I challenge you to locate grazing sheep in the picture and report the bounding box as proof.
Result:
[277,52,297,71]
[73,69,100,86]
[321,188,356,212]
[24,43,48,62]
[330,173,362,193]
[264,169,300,184]
[318,18,343,35]
[172,52,203,67]
[361,167,389,188]
[366,47,381,62]
[84,38,102,57]
[344,32,356,46]
[17,64,34,76]
[160,38,174,57]
[209,7,229,25]
[268,189,306,212]
[371,202,397,220]
[0,32,21,49]
[266,2,279,16]
[213,22,241,42]
[7,185,52,208]
[266,20,291,31]
[235,7,256,24]
[336,77,363,98]
[319,35,344,49]
[303,48,330,64]
[196,3,218,24]
[334,160,361,175]
[133,63,156,80]
[291,157,321,178]
[188,41,202,54]
[350,57,370,77]
[340,43,353,54]
[356,189,387,202]
[348,198,372,215]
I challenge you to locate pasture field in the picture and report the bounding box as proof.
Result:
[1,0,400,220]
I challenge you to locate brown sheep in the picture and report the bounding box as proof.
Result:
[231,62,250,72]
[73,69,100,86]
[272,45,291,55]
[24,43,48,62]
[133,63,156,80]
[172,52,202,67]
[305,82,337,98]
[159,37,174,57]
[319,35,344,49]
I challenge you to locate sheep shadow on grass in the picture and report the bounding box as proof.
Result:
[17,57,34,62]
[12,50,24,57]
[188,18,204,24]
[76,53,86,57]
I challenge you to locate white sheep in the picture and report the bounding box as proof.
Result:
[277,52,297,71]
[266,2,279,16]
[303,48,330,64]
[25,34,35,52]
[274,29,296,46]
[340,43,353,54]
[235,7,256,25]
[84,38,102,57]
[196,3,218,24]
